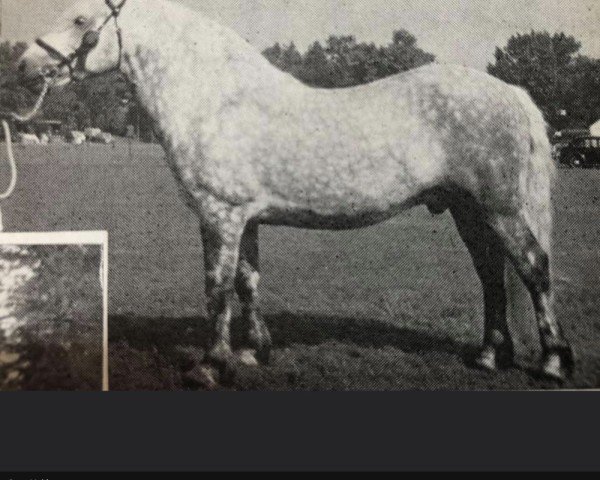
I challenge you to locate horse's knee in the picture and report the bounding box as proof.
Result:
[205,270,236,317]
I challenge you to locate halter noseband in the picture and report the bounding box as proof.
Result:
[35,0,127,81]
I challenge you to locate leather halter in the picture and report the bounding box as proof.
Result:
[35,0,127,81]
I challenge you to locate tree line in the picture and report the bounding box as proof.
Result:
[488,32,600,130]
[1,29,599,136]
[263,30,435,88]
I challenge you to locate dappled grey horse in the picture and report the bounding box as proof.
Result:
[18,0,574,380]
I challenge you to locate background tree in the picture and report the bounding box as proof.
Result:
[299,41,335,87]
[263,29,435,88]
[560,56,600,129]
[488,31,600,130]
[0,40,33,115]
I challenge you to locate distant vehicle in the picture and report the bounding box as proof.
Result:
[89,132,114,144]
[557,137,600,169]
[18,133,41,145]
[84,128,103,139]
[552,129,590,145]
[67,131,87,145]
[85,128,114,144]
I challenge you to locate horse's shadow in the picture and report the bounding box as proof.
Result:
[109,311,475,363]
[109,312,578,392]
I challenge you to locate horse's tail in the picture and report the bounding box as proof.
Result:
[506,88,556,334]
[513,86,556,256]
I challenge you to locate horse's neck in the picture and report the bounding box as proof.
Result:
[119,1,294,146]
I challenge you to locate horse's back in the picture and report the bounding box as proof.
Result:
[256,64,533,208]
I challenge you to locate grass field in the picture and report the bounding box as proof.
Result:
[1,141,599,390]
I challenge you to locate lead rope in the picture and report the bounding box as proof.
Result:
[0,120,17,232]
[0,79,50,232]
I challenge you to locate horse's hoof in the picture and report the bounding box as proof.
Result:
[541,353,564,381]
[473,345,514,372]
[237,349,259,367]
[205,342,235,367]
[540,346,574,382]
[474,348,497,372]
[183,365,220,390]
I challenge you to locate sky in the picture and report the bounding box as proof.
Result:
[1,0,600,70]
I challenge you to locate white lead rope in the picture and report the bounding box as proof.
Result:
[0,80,51,232]
[9,80,51,123]
[0,120,17,232]
[0,120,17,202]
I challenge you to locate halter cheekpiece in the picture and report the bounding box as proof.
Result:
[35,0,128,81]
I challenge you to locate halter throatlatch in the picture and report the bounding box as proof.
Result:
[35,0,127,81]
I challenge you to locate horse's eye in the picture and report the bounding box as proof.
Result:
[74,16,87,26]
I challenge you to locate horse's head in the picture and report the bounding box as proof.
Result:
[18,0,128,90]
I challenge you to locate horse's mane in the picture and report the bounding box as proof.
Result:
[127,0,282,77]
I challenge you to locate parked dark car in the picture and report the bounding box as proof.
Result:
[557,137,600,168]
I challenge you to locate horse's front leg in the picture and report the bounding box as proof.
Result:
[201,221,244,366]
[235,221,272,365]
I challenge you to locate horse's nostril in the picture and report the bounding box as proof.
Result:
[18,60,27,74]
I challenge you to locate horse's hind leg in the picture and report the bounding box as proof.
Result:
[235,221,272,365]
[452,206,514,371]
[488,214,574,381]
